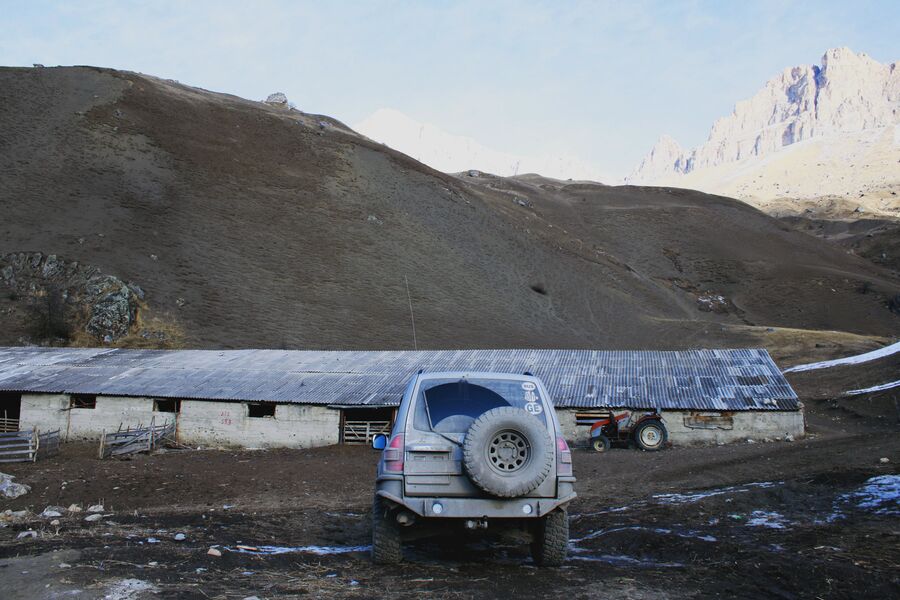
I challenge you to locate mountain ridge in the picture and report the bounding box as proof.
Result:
[1,66,898,351]
[628,47,900,184]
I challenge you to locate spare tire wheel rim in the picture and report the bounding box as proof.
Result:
[641,425,661,447]
[488,429,529,473]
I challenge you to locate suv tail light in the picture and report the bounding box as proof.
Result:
[383,434,405,473]
[556,436,572,477]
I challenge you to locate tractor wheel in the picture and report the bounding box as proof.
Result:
[634,419,667,451]
[591,434,611,453]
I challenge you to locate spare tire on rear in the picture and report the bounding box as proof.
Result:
[462,407,554,498]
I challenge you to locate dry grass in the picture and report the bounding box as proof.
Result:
[68,307,187,349]
[732,324,890,365]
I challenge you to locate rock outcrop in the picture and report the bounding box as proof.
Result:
[628,48,900,183]
[1,252,142,342]
[264,92,289,107]
[628,134,687,183]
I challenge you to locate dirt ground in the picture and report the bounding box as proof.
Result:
[1,397,897,600]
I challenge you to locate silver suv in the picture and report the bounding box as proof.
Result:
[371,371,576,566]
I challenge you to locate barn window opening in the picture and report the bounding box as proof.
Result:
[248,402,276,418]
[70,394,96,409]
[0,392,21,432]
[154,399,181,413]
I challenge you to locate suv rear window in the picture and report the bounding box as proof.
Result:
[413,378,548,434]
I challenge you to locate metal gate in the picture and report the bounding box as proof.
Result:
[342,420,391,444]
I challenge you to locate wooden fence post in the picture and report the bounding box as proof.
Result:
[32,427,38,463]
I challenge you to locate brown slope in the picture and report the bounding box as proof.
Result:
[455,173,900,336]
[781,216,900,275]
[0,66,898,351]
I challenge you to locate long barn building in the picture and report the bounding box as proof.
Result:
[0,347,803,448]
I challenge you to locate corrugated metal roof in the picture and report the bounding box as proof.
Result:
[0,347,799,411]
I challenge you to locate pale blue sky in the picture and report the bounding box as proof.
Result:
[2,0,898,178]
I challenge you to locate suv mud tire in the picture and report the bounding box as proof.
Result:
[531,508,568,566]
[634,419,667,451]
[463,407,554,498]
[371,495,402,564]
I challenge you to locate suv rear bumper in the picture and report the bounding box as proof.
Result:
[376,476,576,518]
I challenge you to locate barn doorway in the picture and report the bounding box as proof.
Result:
[340,407,395,444]
[0,392,22,432]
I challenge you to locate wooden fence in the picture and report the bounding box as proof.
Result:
[342,420,391,444]
[0,417,20,433]
[98,419,176,459]
[0,428,61,463]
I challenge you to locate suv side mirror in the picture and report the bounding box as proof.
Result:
[372,434,388,450]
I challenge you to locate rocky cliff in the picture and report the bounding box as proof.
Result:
[628,48,900,185]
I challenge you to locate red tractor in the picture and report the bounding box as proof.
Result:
[589,409,668,452]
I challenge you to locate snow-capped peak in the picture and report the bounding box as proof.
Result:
[354,108,607,182]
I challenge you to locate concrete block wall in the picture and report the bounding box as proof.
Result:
[21,394,172,441]
[69,396,158,440]
[557,408,804,447]
[660,410,804,445]
[20,393,341,448]
[557,409,579,444]
[20,393,69,433]
[177,400,340,448]
[20,393,802,450]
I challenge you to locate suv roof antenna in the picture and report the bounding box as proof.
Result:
[405,275,418,351]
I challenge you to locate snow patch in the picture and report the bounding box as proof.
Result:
[845,379,900,395]
[843,475,900,516]
[355,108,609,182]
[571,525,716,544]
[228,544,372,556]
[746,511,789,529]
[102,579,156,600]
[567,549,684,568]
[828,475,900,521]
[783,341,900,372]
[653,481,779,505]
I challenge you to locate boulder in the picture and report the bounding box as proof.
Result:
[85,279,136,340]
[1,509,32,523]
[0,473,30,499]
[41,506,65,518]
[264,92,289,107]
